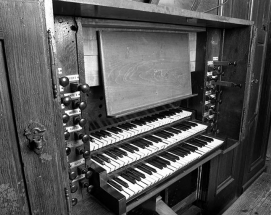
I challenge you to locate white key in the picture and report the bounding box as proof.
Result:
[91,159,111,173]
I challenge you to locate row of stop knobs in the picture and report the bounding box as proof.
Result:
[60,76,93,206]
[59,76,89,107]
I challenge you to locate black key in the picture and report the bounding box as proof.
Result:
[187,121,199,126]
[165,128,179,134]
[176,147,191,153]
[120,145,134,153]
[96,131,106,138]
[147,161,163,170]
[113,178,129,188]
[144,136,159,143]
[160,130,174,137]
[131,121,144,126]
[198,135,214,142]
[122,173,136,184]
[92,156,105,165]
[115,148,128,156]
[141,163,157,173]
[156,157,170,165]
[107,128,119,134]
[131,141,146,149]
[131,169,146,179]
[126,144,139,152]
[183,143,198,151]
[126,171,141,181]
[104,151,118,159]
[100,130,111,137]
[193,138,208,146]
[111,127,122,133]
[154,132,168,139]
[118,124,129,131]
[108,180,123,191]
[182,121,196,127]
[150,160,165,168]
[137,139,150,147]
[172,126,188,131]
[186,140,202,148]
[160,154,176,162]
[140,139,153,146]
[97,154,111,163]
[164,152,180,160]
[154,158,168,167]
[149,135,162,142]
[90,133,101,139]
[110,149,123,158]
[137,165,152,175]
[170,149,186,157]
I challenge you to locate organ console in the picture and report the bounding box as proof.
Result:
[51,4,254,212]
[2,1,265,215]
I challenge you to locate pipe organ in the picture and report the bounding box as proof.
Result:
[1,1,268,215]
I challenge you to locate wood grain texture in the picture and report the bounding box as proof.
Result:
[53,0,253,28]
[232,0,251,19]
[0,1,68,214]
[217,27,251,140]
[0,41,30,215]
[99,31,192,116]
[223,173,271,215]
[73,196,115,215]
[54,16,79,76]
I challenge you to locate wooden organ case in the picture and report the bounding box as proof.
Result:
[0,1,259,215]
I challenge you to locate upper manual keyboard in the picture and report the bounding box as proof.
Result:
[89,108,193,151]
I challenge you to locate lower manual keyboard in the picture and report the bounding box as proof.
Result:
[105,135,224,200]
[90,121,208,173]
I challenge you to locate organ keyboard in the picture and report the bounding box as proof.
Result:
[86,107,224,214]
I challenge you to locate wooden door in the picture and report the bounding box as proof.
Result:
[0,32,30,215]
[0,1,69,214]
[241,0,271,190]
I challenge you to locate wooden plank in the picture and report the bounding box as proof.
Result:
[99,30,192,116]
[156,199,177,215]
[0,41,30,215]
[223,173,271,215]
[0,1,68,214]
[81,18,206,32]
[53,0,253,28]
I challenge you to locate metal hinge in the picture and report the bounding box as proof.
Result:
[47,30,58,99]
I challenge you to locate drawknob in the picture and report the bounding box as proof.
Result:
[59,77,69,87]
